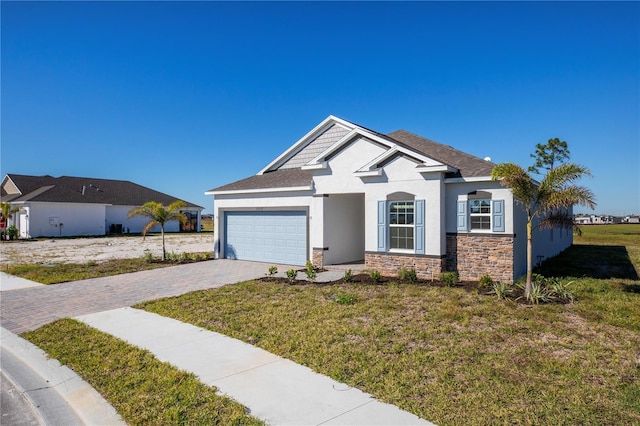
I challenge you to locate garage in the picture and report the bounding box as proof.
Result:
[224,211,308,266]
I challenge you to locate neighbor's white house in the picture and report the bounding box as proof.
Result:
[1,174,203,238]
[206,115,571,282]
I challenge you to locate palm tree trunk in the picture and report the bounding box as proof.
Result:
[161,226,166,261]
[526,221,533,298]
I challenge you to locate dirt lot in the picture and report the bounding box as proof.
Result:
[0,233,215,265]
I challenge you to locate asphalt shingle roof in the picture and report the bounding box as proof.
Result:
[386,130,495,178]
[2,174,203,208]
[210,119,496,192]
[209,169,314,193]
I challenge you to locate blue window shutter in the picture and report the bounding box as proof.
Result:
[377,200,387,251]
[492,199,505,232]
[415,199,425,254]
[457,201,468,231]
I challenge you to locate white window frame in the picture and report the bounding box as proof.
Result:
[469,198,491,231]
[388,200,415,252]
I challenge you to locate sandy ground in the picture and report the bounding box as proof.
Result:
[0,233,215,265]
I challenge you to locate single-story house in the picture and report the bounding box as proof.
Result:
[1,174,203,238]
[206,115,571,282]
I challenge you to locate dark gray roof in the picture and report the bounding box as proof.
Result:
[210,120,495,193]
[210,168,314,192]
[386,130,495,178]
[1,174,203,208]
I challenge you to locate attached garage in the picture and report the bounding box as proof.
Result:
[224,211,308,266]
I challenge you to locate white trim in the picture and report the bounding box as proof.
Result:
[445,176,493,183]
[416,165,458,174]
[205,185,313,196]
[301,161,328,170]
[353,169,382,177]
[258,116,355,174]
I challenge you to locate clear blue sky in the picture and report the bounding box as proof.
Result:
[2,1,638,215]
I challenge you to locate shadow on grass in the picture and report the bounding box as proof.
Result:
[536,244,639,280]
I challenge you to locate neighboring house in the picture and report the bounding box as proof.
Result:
[206,115,571,282]
[575,215,624,225]
[1,174,203,238]
[624,216,640,224]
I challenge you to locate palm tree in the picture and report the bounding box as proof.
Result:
[1,202,20,240]
[491,162,595,297]
[127,200,187,261]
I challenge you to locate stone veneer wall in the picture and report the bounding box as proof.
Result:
[446,233,514,283]
[365,252,445,281]
[312,248,324,269]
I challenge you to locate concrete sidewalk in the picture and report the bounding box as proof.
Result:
[0,272,45,291]
[76,307,433,426]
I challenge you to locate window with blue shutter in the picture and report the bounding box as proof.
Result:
[457,201,468,231]
[377,200,387,251]
[492,199,505,232]
[415,199,425,254]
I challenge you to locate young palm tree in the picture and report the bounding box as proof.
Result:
[127,200,187,261]
[491,162,595,297]
[1,202,20,240]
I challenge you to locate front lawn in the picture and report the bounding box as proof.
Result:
[23,224,640,425]
[136,278,639,425]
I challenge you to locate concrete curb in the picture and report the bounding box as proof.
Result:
[1,327,125,425]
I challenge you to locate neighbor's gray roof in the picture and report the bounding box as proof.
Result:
[210,123,495,193]
[1,174,203,208]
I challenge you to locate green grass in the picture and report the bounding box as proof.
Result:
[134,224,640,425]
[4,253,212,284]
[23,319,263,426]
[21,224,640,425]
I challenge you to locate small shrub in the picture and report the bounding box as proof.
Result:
[399,267,418,282]
[369,270,382,283]
[305,260,317,282]
[143,251,155,263]
[525,281,553,304]
[335,292,358,305]
[489,281,512,300]
[266,265,278,277]
[179,252,190,262]
[7,225,18,240]
[546,277,575,302]
[286,269,298,282]
[343,269,354,283]
[479,273,493,288]
[166,251,178,262]
[440,271,459,286]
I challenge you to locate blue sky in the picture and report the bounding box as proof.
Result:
[2,1,638,215]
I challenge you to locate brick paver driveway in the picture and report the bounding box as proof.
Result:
[1,260,283,334]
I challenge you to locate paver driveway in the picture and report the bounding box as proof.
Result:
[1,260,281,334]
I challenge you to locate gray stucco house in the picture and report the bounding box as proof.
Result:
[207,115,571,282]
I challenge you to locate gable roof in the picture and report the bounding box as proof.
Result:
[387,130,495,178]
[1,174,203,209]
[209,116,496,193]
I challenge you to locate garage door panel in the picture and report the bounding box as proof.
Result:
[225,211,307,266]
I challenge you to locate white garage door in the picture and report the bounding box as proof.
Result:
[224,211,307,266]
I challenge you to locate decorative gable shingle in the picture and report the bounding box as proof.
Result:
[279,124,351,170]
